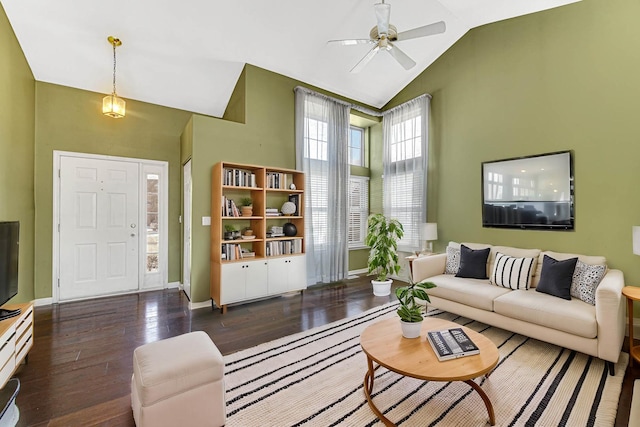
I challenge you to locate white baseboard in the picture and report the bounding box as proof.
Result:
[348,268,368,278]
[166,281,180,289]
[34,297,53,307]
[189,300,212,310]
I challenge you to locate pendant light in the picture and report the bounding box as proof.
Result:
[102,36,126,118]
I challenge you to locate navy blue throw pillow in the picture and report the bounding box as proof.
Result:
[536,255,578,300]
[455,245,490,279]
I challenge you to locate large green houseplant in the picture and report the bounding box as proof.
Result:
[365,213,404,296]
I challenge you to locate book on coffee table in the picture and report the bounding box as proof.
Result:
[426,327,480,361]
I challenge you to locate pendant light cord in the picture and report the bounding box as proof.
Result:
[112,41,117,96]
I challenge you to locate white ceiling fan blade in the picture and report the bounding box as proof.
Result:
[397,21,446,41]
[387,42,416,70]
[327,39,374,46]
[374,2,391,35]
[350,45,380,73]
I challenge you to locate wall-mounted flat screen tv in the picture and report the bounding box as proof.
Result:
[481,151,574,230]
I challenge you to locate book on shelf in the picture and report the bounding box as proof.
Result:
[221,196,240,217]
[241,248,255,258]
[288,194,300,216]
[266,172,287,189]
[221,243,248,260]
[223,168,256,188]
[426,327,480,361]
[266,239,303,256]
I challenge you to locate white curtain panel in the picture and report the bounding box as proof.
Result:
[295,87,350,285]
[382,95,429,252]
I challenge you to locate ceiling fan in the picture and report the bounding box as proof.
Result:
[328,0,446,73]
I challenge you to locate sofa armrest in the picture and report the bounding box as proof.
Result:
[412,253,447,282]
[595,268,626,363]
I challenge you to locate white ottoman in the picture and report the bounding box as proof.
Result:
[131,331,226,427]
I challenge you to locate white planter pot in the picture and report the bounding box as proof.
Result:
[371,279,392,296]
[400,320,423,339]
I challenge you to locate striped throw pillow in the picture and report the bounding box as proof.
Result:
[490,252,536,290]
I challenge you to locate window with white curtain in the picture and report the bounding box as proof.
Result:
[349,126,365,166]
[383,95,429,252]
[307,160,329,246]
[305,118,328,161]
[295,87,350,285]
[348,176,369,248]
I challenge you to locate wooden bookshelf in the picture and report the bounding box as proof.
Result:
[210,162,306,313]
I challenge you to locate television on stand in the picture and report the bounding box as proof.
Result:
[0,221,20,321]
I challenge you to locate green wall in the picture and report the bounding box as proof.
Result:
[386,0,640,287]
[188,65,379,303]
[0,4,35,303]
[34,83,191,298]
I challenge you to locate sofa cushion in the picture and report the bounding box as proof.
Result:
[456,245,490,279]
[532,250,606,287]
[426,274,511,311]
[570,260,607,305]
[490,252,536,290]
[490,246,541,286]
[449,242,493,277]
[494,289,597,338]
[445,246,460,275]
[536,255,578,300]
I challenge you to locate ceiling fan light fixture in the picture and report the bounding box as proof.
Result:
[329,1,446,73]
[102,36,126,118]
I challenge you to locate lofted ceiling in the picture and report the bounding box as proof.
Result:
[1,0,580,117]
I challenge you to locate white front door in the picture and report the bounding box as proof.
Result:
[59,156,139,300]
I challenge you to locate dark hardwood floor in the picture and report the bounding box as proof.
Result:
[11,277,639,426]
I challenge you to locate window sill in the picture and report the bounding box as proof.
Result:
[349,245,369,251]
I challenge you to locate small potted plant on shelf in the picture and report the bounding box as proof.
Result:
[396,273,436,338]
[224,225,240,240]
[239,197,253,217]
[365,213,404,296]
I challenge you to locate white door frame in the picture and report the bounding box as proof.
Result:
[52,150,169,303]
[182,159,192,300]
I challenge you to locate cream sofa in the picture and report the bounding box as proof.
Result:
[412,242,626,374]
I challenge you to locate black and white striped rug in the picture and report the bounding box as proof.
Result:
[223,302,627,426]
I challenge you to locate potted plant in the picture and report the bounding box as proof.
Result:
[239,197,253,217]
[365,213,404,296]
[396,274,436,338]
[224,225,240,240]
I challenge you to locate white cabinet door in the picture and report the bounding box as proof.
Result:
[245,260,268,299]
[287,256,306,291]
[267,258,289,295]
[220,263,246,304]
[221,260,268,303]
[268,255,306,294]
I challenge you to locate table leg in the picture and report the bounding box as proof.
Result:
[363,357,395,427]
[465,379,495,426]
[365,356,375,393]
[629,297,635,368]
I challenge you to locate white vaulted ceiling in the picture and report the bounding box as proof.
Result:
[1,0,580,117]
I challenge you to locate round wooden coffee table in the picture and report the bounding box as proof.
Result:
[360,316,500,426]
